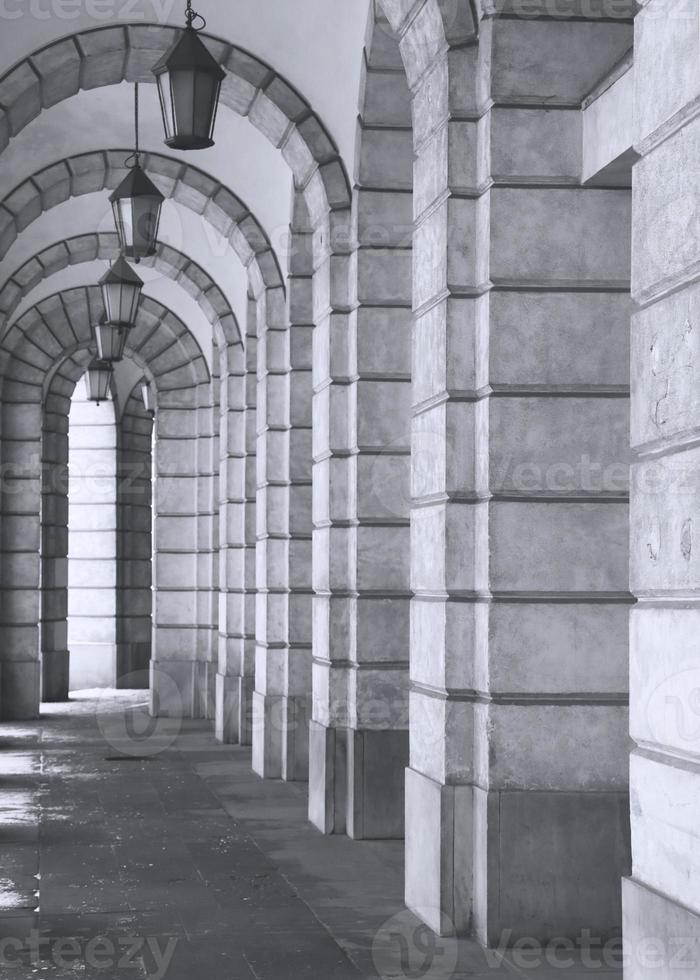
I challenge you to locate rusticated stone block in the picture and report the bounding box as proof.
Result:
[489,18,632,104]
[296,114,336,163]
[265,75,308,121]
[249,92,290,147]
[32,160,70,208]
[0,62,41,134]
[67,152,107,195]
[38,242,70,278]
[634,1,700,145]
[490,500,629,593]
[0,205,17,256]
[4,180,41,231]
[362,69,411,127]
[31,38,81,108]
[77,27,127,90]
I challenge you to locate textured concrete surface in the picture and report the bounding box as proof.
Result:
[626,0,700,972]
[0,692,623,979]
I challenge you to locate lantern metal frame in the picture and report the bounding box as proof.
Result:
[85,357,113,406]
[94,317,131,363]
[109,83,164,263]
[98,254,143,328]
[151,0,225,151]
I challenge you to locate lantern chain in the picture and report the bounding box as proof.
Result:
[134,81,139,162]
[185,0,206,31]
[125,82,140,169]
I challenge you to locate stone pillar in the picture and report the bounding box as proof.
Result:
[195,383,217,718]
[342,8,413,838]
[624,2,700,973]
[308,204,354,832]
[215,339,245,741]
[40,403,69,702]
[116,392,153,689]
[67,387,118,690]
[215,306,256,743]
[401,8,633,941]
[252,203,314,782]
[0,392,43,718]
[284,203,314,782]
[151,391,200,717]
[252,282,293,778]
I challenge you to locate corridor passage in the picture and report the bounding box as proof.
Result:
[0,694,623,980]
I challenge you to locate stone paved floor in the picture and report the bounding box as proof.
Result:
[0,691,623,979]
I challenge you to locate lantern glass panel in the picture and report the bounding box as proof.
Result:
[103,280,140,325]
[171,70,195,139]
[141,379,154,415]
[99,256,143,327]
[157,73,175,143]
[111,192,162,261]
[95,321,130,363]
[85,360,112,404]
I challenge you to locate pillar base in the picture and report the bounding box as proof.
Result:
[115,643,149,689]
[194,661,215,720]
[623,877,700,978]
[205,661,216,720]
[150,659,196,718]
[1,660,40,720]
[252,692,282,779]
[252,693,310,781]
[308,722,408,836]
[347,728,408,839]
[405,768,631,943]
[308,720,346,834]
[405,767,471,936]
[42,651,69,702]
[282,695,310,782]
[215,673,253,744]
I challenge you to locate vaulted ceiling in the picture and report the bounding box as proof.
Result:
[0,0,373,407]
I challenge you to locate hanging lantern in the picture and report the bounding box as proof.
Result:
[110,84,164,262]
[85,358,113,405]
[94,317,131,363]
[99,254,143,327]
[140,377,155,416]
[152,0,225,151]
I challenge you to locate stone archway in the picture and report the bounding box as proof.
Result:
[0,285,210,720]
[308,1,414,841]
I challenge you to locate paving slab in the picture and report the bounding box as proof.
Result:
[0,692,624,980]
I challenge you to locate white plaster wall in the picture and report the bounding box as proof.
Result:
[67,381,118,689]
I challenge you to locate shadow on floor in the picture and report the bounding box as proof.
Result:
[0,691,622,979]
